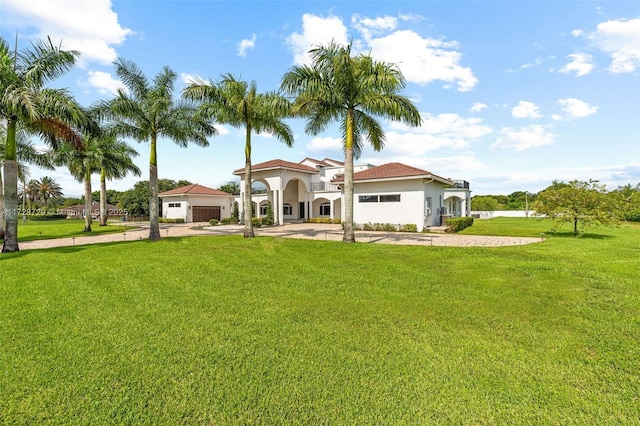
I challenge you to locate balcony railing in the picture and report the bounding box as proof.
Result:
[451,180,470,189]
[311,182,339,192]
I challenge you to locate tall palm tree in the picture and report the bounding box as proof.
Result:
[96,135,141,226]
[1,125,54,237]
[184,74,293,237]
[281,41,421,242]
[0,36,86,252]
[99,59,216,240]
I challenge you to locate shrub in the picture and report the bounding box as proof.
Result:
[159,218,185,224]
[220,217,239,225]
[263,203,274,226]
[445,217,474,233]
[304,217,341,224]
[208,219,219,226]
[251,217,262,228]
[400,224,418,233]
[28,214,66,221]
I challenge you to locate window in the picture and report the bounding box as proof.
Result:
[260,204,268,215]
[283,203,293,215]
[380,194,401,202]
[359,194,401,203]
[320,203,330,216]
[359,195,379,203]
[168,202,181,208]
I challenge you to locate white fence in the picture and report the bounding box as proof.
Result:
[471,210,539,219]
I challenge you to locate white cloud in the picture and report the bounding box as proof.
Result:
[307,136,344,152]
[571,29,584,37]
[512,101,542,119]
[385,113,493,157]
[492,125,556,151]
[180,73,206,86]
[470,103,488,113]
[590,18,640,73]
[352,14,398,40]
[556,98,599,119]
[367,30,478,91]
[559,53,594,76]
[286,14,478,91]
[286,14,349,65]
[79,70,124,95]
[238,34,257,57]
[2,0,133,66]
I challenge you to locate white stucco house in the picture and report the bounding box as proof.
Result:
[233,158,471,231]
[159,184,235,223]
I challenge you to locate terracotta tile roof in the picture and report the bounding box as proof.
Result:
[322,158,344,166]
[233,159,318,174]
[332,163,452,184]
[159,184,232,197]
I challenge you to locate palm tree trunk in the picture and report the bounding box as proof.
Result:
[243,125,254,238]
[2,119,19,252]
[99,168,107,226]
[343,110,356,243]
[83,170,92,232]
[0,167,5,240]
[148,135,160,241]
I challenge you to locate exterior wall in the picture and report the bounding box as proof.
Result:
[162,194,234,222]
[352,179,428,231]
[163,196,189,221]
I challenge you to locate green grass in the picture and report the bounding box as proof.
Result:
[1,220,638,423]
[2,219,136,242]
[460,216,635,238]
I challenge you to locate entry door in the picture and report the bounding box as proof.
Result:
[299,202,305,219]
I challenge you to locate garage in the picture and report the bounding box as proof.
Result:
[192,205,221,222]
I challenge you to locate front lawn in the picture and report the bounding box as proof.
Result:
[2,219,136,242]
[1,222,638,423]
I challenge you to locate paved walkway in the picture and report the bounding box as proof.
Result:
[16,222,543,251]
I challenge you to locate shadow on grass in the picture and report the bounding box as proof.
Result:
[547,231,614,240]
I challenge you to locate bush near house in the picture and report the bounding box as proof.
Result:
[355,222,418,232]
[208,219,219,226]
[220,217,239,225]
[158,218,185,224]
[251,217,262,228]
[445,217,474,233]
[304,218,341,224]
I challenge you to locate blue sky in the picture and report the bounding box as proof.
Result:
[2,0,639,196]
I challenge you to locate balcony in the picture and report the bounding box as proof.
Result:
[451,180,470,189]
[311,182,339,192]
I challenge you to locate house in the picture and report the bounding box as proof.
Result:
[159,184,235,223]
[61,202,120,219]
[233,158,471,231]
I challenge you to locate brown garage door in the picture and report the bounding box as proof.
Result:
[192,206,221,222]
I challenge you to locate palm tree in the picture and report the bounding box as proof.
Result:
[96,135,141,226]
[98,59,216,240]
[1,125,54,237]
[281,41,421,242]
[35,176,63,208]
[0,36,86,252]
[184,74,293,237]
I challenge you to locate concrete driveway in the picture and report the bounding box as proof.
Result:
[15,221,542,251]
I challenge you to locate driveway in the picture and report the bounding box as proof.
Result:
[15,222,542,251]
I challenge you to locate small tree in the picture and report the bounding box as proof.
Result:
[231,201,239,222]
[263,202,274,226]
[533,179,617,235]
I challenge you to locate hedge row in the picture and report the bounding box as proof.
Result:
[304,218,342,224]
[354,222,418,233]
[158,218,185,223]
[445,217,474,233]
